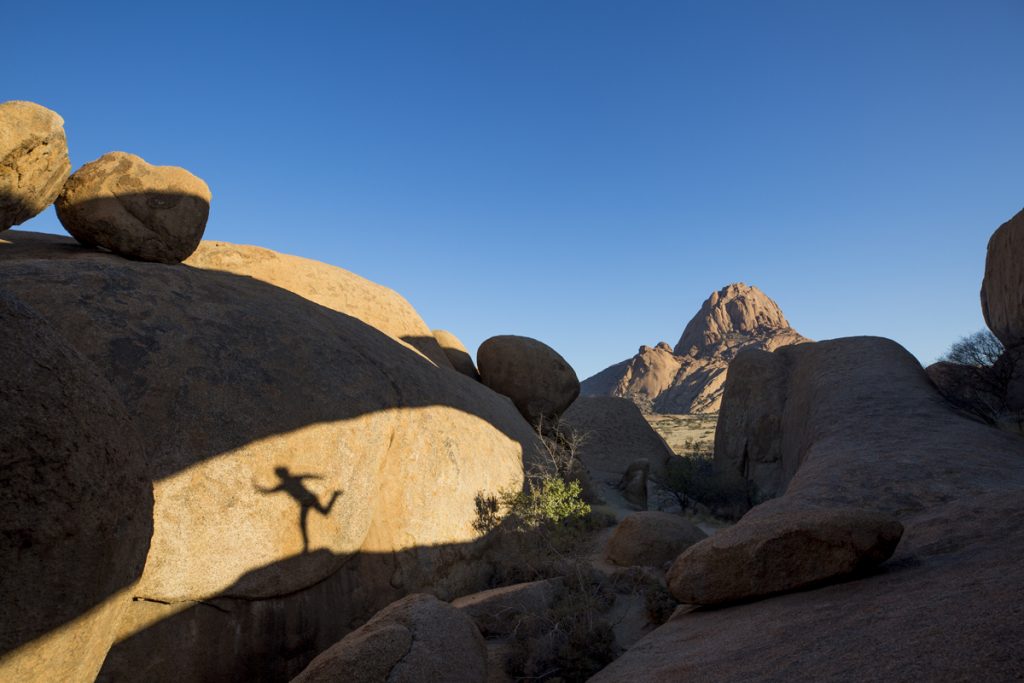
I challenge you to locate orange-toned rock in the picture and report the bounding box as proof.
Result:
[433,328,480,379]
[0,101,70,231]
[56,152,210,263]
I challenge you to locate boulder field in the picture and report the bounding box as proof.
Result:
[0,230,540,682]
[593,336,1024,681]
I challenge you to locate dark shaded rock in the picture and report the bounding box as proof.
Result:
[605,512,706,569]
[0,290,152,681]
[290,594,487,683]
[477,335,580,425]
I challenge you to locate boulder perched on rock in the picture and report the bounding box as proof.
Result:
[0,101,71,231]
[291,594,487,683]
[477,335,580,425]
[55,151,210,263]
[0,230,538,682]
[433,329,480,379]
[186,241,453,368]
[452,578,563,638]
[981,207,1024,348]
[593,337,1024,682]
[0,290,152,682]
[605,512,706,569]
[667,506,902,604]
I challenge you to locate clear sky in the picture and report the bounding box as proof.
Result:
[7,1,1023,379]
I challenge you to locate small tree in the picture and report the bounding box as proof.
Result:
[941,330,1004,368]
[933,330,1012,424]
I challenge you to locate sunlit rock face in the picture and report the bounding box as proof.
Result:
[0,230,537,681]
[185,240,454,368]
[0,101,71,231]
[581,283,809,414]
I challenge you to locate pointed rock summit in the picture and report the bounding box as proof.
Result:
[581,283,808,413]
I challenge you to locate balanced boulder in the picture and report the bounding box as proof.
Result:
[0,290,152,682]
[477,335,580,426]
[605,512,706,569]
[433,328,480,379]
[666,506,902,604]
[55,151,210,263]
[290,594,487,683]
[0,101,71,231]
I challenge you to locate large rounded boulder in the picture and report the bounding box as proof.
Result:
[56,151,211,263]
[666,506,903,604]
[0,230,536,682]
[981,207,1024,348]
[605,511,706,569]
[0,290,152,682]
[290,594,487,683]
[185,240,453,368]
[0,101,71,231]
[477,335,580,426]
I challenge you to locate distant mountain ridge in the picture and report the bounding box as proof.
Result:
[581,283,809,413]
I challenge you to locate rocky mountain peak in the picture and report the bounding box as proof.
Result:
[674,283,793,357]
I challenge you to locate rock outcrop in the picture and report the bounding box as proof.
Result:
[592,336,1024,681]
[185,240,453,368]
[605,512,706,569]
[666,506,902,604]
[561,396,674,499]
[290,594,487,683]
[477,335,580,426]
[433,328,480,379]
[55,152,210,263]
[981,207,1024,348]
[582,283,808,413]
[981,207,1024,423]
[0,291,153,683]
[452,579,563,638]
[0,230,538,682]
[0,101,71,231]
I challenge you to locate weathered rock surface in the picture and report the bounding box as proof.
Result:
[593,337,1024,682]
[562,397,673,486]
[981,207,1024,348]
[0,230,538,682]
[667,507,902,604]
[290,593,487,683]
[433,328,480,378]
[477,335,580,425]
[0,101,71,231]
[0,290,152,682]
[185,240,453,368]
[582,283,808,413]
[452,578,563,637]
[618,459,650,510]
[605,512,706,569]
[55,151,210,263]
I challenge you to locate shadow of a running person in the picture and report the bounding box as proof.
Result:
[255,466,343,553]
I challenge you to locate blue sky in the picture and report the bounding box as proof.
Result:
[7,1,1023,379]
